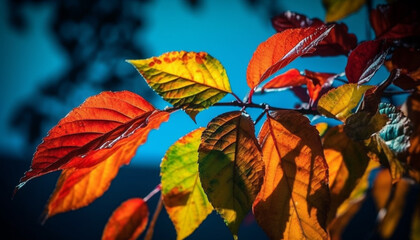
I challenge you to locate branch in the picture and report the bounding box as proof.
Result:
[213,101,318,115]
[144,194,163,240]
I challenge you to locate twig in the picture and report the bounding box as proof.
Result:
[144,194,163,240]
[144,184,161,202]
[213,101,318,115]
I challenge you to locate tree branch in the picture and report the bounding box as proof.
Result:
[213,101,318,115]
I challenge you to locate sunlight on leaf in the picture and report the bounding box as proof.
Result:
[323,0,366,22]
[44,111,169,218]
[128,51,232,121]
[16,91,162,191]
[161,128,213,240]
[247,25,332,89]
[253,110,329,240]
[102,198,149,240]
[260,68,308,91]
[317,84,374,121]
[198,111,264,238]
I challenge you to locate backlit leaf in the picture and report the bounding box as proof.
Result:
[161,128,213,240]
[378,103,412,154]
[246,26,332,89]
[198,111,264,238]
[272,11,357,56]
[317,84,374,121]
[344,111,389,140]
[16,91,161,191]
[304,70,337,102]
[322,0,366,22]
[346,40,389,84]
[370,2,420,40]
[128,51,232,120]
[260,69,308,91]
[253,110,329,240]
[102,198,149,240]
[323,126,371,223]
[44,111,169,218]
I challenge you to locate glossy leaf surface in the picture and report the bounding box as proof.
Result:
[317,84,374,121]
[246,26,332,89]
[102,198,149,240]
[128,51,232,120]
[16,91,160,191]
[161,128,213,240]
[198,111,264,238]
[45,111,169,218]
[260,69,308,91]
[346,40,388,84]
[253,111,329,240]
[322,0,366,22]
[323,126,371,222]
[378,103,412,154]
[272,11,357,56]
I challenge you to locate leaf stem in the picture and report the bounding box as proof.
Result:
[213,101,318,115]
[144,184,161,202]
[144,194,163,240]
[230,92,243,104]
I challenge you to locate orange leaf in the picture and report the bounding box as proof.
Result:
[44,111,169,218]
[305,70,337,102]
[253,110,329,240]
[246,26,332,89]
[260,68,308,91]
[16,91,161,191]
[102,198,149,240]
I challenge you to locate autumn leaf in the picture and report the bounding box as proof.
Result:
[44,110,169,218]
[378,103,412,154]
[344,111,389,140]
[370,1,420,40]
[322,0,366,22]
[317,84,374,121]
[385,47,420,90]
[16,91,165,191]
[198,111,264,238]
[272,11,357,56]
[323,126,371,223]
[161,128,213,240]
[253,110,329,240]
[128,51,232,120]
[305,70,337,102]
[346,40,389,84]
[260,69,308,91]
[102,198,149,240]
[404,93,420,180]
[246,25,332,89]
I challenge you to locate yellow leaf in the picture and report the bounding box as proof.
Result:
[161,128,213,240]
[128,51,232,120]
[323,0,366,22]
[253,110,329,240]
[198,111,264,238]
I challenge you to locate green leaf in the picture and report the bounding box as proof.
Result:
[128,51,232,120]
[317,84,374,121]
[161,128,213,240]
[198,111,264,238]
[378,102,412,154]
[344,111,389,140]
[323,0,366,22]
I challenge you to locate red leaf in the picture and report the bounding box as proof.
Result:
[261,69,309,91]
[305,70,337,102]
[370,2,420,40]
[272,11,357,56]
[247,25,332,89]
[16,91,167,191]
[102,198,149,240]
[345,40,389,84]
[385,47,420,90]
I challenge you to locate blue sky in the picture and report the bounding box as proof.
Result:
[0,0,381,166]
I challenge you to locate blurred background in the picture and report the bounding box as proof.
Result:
[0,0,390,239]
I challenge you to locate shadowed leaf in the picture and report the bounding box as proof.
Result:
[253,110,329,240]
[102,198,149,240]
[128,51,232,120]
[246,26,332,89]
[346,40,389,84]
[404,93,420,181]
[198,111,264,238]
[16,91,162,191]
[44,111,169,218]
[317,84,374,121]
[161,128,213,240]
[322,0,366,22]
[344,111,389,140]
[272,11,357,56]
[385,47,420,90]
